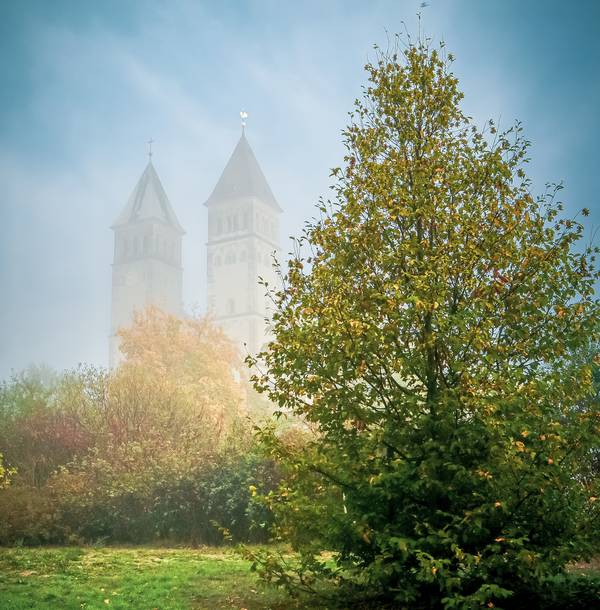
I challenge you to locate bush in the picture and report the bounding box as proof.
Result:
[510,573,600,610]
[0,486,66,545]
[0,447,278,546]
[0,311,279,546]
[152,452,278,545]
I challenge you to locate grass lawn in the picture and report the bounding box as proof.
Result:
[0,546,308,610]
[3,546,597,609]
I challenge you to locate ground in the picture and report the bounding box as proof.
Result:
[0,547,307,610]
[2,547,597,609]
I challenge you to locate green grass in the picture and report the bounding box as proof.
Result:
[1,547,598,610]
[0,546,307,610]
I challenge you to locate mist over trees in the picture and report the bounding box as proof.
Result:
[0,308,279,545]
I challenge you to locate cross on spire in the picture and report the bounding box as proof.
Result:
[147,138,154,160]
[240,110,248,132]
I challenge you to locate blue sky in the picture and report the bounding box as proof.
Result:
[1,0,599,377]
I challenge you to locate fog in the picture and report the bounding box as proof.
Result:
[1,0,599,377]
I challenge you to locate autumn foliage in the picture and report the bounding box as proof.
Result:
[248,40,600,608]
[117,306,245,448]
[0,309,277,545]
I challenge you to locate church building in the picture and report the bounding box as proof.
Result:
[109,125,281,365]
[205,129,282,354]
[109,159,184,368]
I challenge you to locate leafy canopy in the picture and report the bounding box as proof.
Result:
[117,306,245,449]
[249,38,600,609]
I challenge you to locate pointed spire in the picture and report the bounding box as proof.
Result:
[112,161,185,233]
[205,130,281,211]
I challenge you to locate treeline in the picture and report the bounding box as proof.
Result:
[0,309,282,546]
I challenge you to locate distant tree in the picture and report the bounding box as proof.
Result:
[117,306,245,445]
[249,39,600,608]
[0,310,274,545]
[0,367,92,487]
[45,309,269,544]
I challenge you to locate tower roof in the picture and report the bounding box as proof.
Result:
[112,161,185,233]
[205,131,282,211]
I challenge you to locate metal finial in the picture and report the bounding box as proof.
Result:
[240,110,248,130]
[147,138,154,160]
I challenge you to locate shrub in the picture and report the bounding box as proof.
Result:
[0,446,278,546]
[0,485,66,545]
[0,311,277,546]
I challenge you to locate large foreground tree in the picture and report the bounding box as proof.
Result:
[249,39,600,608]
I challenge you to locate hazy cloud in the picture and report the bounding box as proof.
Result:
[1,0,598,376]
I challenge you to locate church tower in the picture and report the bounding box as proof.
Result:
[205,128,282,354]
[109,158,184,367]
